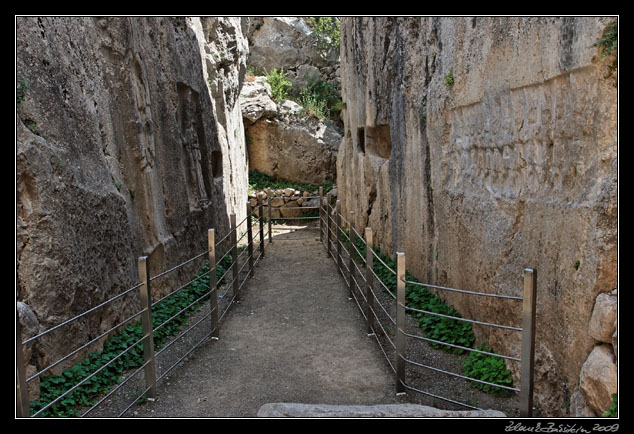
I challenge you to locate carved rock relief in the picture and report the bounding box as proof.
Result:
[445,67,600,201]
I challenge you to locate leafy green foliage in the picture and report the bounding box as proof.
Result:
[341,231,517,396]
[30,256,233,417]
[305,17,340,57]
[297,78,343,121]
[594,21,618,69]
[463,343,514,396]
[248,169,334,195]
[340,230,475,354]
[265,68,292,103]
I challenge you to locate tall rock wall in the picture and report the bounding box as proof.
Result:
[16,17,249,373]
[337,17,617,416]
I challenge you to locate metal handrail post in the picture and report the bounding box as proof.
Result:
[257,193,265,255]
[348,210,355,298]
[365,227,374,335]
[336,200,342,275]
[520,268,537,417]
[246,203,254,277]
[266,189,272,244]
[396,251,406,395]
[208,229,219,338]
[319,187,324,243]
[16,317,30,417]
[326,196,332,257]
[138,256,157,400]
[230,213,239,301]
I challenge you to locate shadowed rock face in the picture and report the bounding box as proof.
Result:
[336,17,617,416]
[16,17,249,373]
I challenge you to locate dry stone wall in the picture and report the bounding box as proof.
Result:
[16,17,249,377]
[337,17,617,417]
[249,188,322,220]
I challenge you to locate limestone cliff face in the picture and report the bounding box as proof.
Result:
[16,17,249,372]
[337,17,617,416]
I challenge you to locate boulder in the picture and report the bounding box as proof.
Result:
[240,76,278,125]
[246,17,330,73]
[579,344,618,416]
[244,113,341,185]
[588,292,617,343]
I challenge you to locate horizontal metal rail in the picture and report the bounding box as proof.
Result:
[403,330,521,362]
[317,204,536,417]
[17,202,269,418]
[402,303,523,332]
[403,278,523,301]
[400,381,483,411]
[403,356,520,393]
[26,308,146,383]
[21,283,142,346]
[151,249,209,282]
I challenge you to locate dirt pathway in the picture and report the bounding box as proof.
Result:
[130,224,399,417]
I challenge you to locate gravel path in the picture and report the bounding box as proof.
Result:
[125,223,400,417]
[85,222,518,418]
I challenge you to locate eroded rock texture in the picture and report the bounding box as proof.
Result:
[16,17,249,373]
[337,17,617,416]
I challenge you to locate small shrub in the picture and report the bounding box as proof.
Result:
[305,17,340,58]
[265,68,292,103]
[297,78,343,121]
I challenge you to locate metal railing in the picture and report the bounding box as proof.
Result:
[252,189,321,242]
[16,199,271,418]
[17,186,537,418]
[317,191,537,417]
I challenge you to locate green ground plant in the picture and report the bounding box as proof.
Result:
[463,343,514,396]
[29,254,234,417]
[297,78,343,121]
[340,229,513,394]
[265,68,292,103]
[248,169,334,195]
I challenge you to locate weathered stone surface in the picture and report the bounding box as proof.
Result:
[257,402,506,418]
[579,345,618,416]
[246,17,335,75]
[16,17,249,373]
[240,76,278,125]
[570,388,597,417]
[588,292,617,343]
[336,17,617,417]
[242,81,342,184]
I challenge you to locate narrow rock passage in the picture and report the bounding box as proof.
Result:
[132,223,399,417]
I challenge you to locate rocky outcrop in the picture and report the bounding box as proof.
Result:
[573,288,618,416]
[240,75,341,185]
[16,17,249,375]
[245,17,339,90]
[336,17,617,417]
